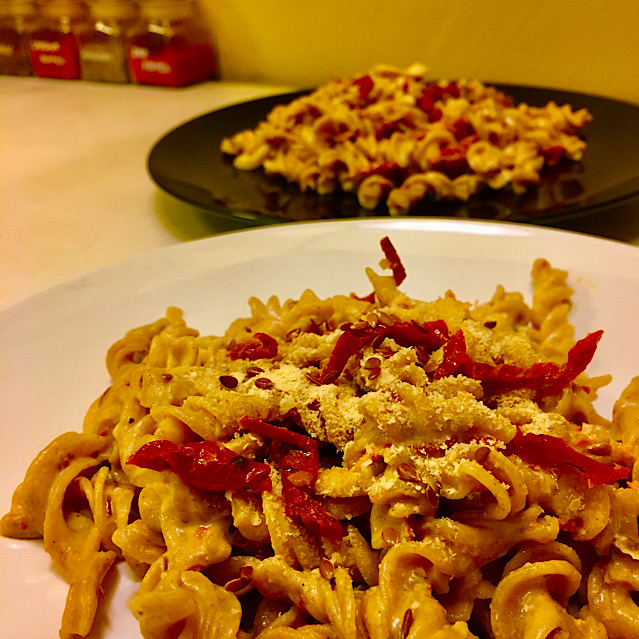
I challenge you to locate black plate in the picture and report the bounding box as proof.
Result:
[148,85,639,223]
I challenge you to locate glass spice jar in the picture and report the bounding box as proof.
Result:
[128,0,218,88]
[0,0,38,75]
[29,0,87,79]
[78,0,138,82]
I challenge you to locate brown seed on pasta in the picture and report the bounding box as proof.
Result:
[382,527,398,544]
[474,446,491,463]
[363,356,381,369]
[319,558,335,580]
[219,375,238,389]
[377,311,395,326]
[397,463,419,482]
[587,443,612,456]
[224,577,252,596]
[321,369,340,385]
[368,367,381,380]
[306,370,322,385]
[401,608,413,639]
[425,485,439,509]
[254,377,274,390]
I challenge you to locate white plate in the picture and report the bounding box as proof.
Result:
[1,218,638,638]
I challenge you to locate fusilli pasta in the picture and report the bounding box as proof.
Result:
[2,238,637,639]
[221,64,592,215]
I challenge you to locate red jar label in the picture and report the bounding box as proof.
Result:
[129,41,216,88]
[30,31,81,79]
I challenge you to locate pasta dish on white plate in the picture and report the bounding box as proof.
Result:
[221,64,592,216]
[2,236,638,639]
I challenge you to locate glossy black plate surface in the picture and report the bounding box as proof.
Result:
[148,85,639,223]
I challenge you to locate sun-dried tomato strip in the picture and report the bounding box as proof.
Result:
[353,74,374,100]
[319,319,449,384]
[241,416,342,542]
[417,82,461,121]
[239,416,318,453]
[432,329,468,380]
[282,480,343,542]
[228,332,278,361]
[429,134,479,178]
[279,447,319,476]
[508,430,629,488]
[320,325,377,383]
[448,118,475,141]
[380,236,407,286]
[389,319,449,350]
[483,330,603,396]
[350,291,376,303]
[228,332,278,360]
[276,444,341,542]
[543,145,566,165]
[434,329,603,397]
[128,440,272,492]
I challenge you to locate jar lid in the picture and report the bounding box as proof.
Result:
[138,0,194,21]
[7,0,37,16]
[86,0,137,21]
[39,0,86,19]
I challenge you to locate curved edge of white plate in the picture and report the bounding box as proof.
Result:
[3,218,637,317]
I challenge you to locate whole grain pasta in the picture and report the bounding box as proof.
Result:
[2,238,637,639]
[221,64,592,214]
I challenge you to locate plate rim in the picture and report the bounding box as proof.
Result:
[3,217,638,315]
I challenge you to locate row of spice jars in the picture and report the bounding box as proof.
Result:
[0,0,218,86]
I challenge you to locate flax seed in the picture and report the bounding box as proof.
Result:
[368,367,381,380]
[254,377,274,390]
[363,356,381,369]
[219,375,238,389]
[381,527,398,545]
[378,311,395,326]
[397,463,419,482]
[587,443,612,456]
[401,608,413,639]
[319,558,335,580]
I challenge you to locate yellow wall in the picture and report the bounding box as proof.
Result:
[202,0,638,104]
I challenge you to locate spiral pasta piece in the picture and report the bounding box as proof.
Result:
[492,559,607,639]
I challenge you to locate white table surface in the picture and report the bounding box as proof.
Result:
[1,76,638,309]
